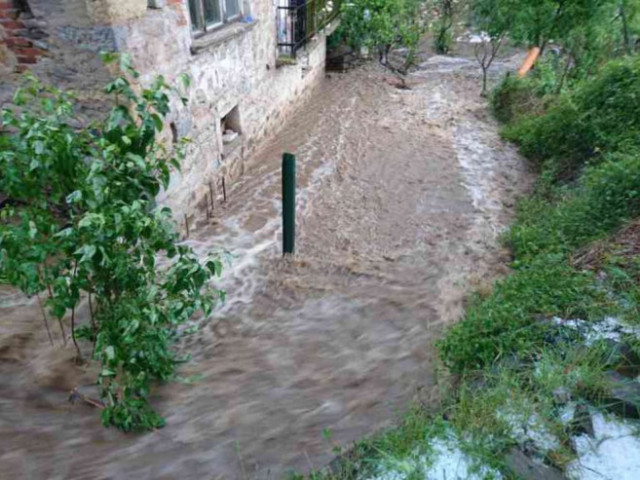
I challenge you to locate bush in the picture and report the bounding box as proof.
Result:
[0,55,223,430]
[503,56,640,179]
[508,152,640,261]
[490,57,564,124]
[491,75,542,124]
[335,0,424,65]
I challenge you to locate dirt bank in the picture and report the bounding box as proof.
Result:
[0,47,531,478]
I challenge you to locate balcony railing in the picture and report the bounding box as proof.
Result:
[277,0,341,56]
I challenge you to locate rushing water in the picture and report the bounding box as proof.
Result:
[0,49,531,479]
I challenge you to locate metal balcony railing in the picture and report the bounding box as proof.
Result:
[277,0,341,56]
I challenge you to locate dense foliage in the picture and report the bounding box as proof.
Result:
[334,0,425,66]
[470,0,639,94]
[432,0,455,54]
[502,57,640,178]
[0,55,223,431]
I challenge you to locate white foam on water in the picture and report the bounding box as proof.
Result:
[179,96,359,320]
[453,119,516,240]
[456,32,492,44]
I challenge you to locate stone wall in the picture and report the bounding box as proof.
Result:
[0,0,120,119]
[0,0,330,219]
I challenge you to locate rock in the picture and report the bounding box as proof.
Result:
[222,130,239,144]
[504,448,564,480]
[603,370,640,419]
[569,404,594,437]
[603,339,640,377]
[552,386,572,405]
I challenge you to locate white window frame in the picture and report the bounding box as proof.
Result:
[188,0,243,36]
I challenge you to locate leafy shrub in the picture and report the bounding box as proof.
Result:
[491,75,542,124]
[491,56,567,124]
[336,0,424,65]
[508,152,640,261]
[503,56,640,179]
[433,0,454,54]
[0,55,223,431]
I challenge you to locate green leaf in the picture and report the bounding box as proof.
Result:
[66,190,83,204]
[178,73,191,89]
[105,345,115,361]
[34,140,44,155]
[151,113,164,132]
[75,244,97,263]
[28,221,37,239]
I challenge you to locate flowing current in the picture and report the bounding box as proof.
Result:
[0,51,531,478]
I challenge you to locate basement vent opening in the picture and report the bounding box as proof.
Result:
[221,105,242,158]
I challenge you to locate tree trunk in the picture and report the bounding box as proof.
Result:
[481,68,488,97]
[620,2,631,54]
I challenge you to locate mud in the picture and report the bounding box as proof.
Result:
[0,47,532,479]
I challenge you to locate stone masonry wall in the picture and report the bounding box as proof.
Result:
[0,0,330,221]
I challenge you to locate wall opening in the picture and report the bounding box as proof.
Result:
[221,105,242,158]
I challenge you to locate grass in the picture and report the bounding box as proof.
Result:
[298,334,629,479]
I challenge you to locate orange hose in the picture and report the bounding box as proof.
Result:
[517,47,541,78]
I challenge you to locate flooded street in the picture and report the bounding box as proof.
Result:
[1,49,531,478]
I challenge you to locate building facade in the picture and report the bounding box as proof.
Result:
[0,0,338,217]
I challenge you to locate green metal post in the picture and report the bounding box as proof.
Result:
[282,152,296,255]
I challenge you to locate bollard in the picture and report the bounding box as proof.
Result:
[282,152,296,255]
[222,177,227,203]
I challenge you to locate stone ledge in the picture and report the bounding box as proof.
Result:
[190,20,258,54]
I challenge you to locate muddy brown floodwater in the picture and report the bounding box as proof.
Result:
[1,49,532,479]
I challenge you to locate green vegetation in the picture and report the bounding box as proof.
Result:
[501,58,640,178]
[296,3,640,477]
[433,0,455,54]
[440,55,640,411]
[333,0,425,68]
[0,54,223,431]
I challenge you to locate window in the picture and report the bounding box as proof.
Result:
[188,0,242,33]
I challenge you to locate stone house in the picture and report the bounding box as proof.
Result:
[0,0,339,217]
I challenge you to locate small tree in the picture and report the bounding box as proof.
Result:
[0,54,224,431]
[475,35,506,96]
[434,0,455,54]
[472,0,512,95]
[337,0,425,69]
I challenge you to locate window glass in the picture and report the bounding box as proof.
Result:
[203,0,221,25]
[188,0,201,30]
[225,0,240,19]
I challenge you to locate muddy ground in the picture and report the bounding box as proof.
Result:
[0,45,531,478]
